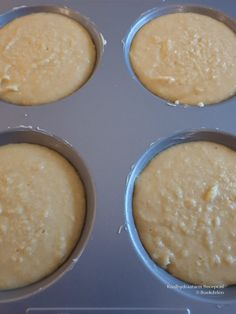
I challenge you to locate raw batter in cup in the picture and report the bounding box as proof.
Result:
[130,13,236,106]
[0,12,96,105]
[0,143,85,289]
[134,141,236,285]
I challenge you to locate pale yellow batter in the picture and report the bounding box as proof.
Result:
[130,13,236,105]
[0,143,85,289]
[0,13,96,105]
[134,141,236,285]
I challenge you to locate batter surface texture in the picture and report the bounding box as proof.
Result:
[0,143,85,289]
[133,141,236,285]
[0,12,96,105]
[130,13,236,105]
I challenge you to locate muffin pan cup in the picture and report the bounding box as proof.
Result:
[0,5,104,106]
[125,129,236,304]
[0,128,96,303]
[124,4,236,107]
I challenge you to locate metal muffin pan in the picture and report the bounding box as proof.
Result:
[125,129,236,304]
[124,4,236,107]
[0,0,236,313]
[0,128,96,303]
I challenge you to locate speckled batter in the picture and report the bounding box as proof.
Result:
[133,141,236,285]
[0,13,96,105]
[0,144,85,289]
[130,13,236,106]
